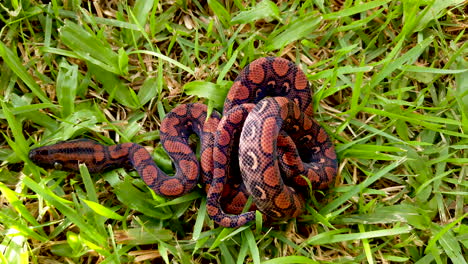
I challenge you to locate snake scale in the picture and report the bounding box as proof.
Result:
[29,57,337,228]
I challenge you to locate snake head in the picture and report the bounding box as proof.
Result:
[29,145,70,171]
[28,139,101,172]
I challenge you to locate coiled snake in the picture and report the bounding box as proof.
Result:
[29,57,337,227]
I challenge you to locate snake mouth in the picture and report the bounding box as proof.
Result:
[29,146,70,170]
[29,148,47,162]
[28,147,57,169]
[28,149,36,160]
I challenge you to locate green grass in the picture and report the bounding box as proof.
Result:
[1,0,467,263]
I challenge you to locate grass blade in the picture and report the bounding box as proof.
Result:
[231,0,280,24]
[306,226,412,245]
[266,14,321,51]
[0,42,51,104]
[22,176,106,245]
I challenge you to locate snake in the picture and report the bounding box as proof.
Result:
[29,57,337,228]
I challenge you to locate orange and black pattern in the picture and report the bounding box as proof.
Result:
[29,57,337,228]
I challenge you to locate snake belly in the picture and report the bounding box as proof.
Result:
[28,57,337,228]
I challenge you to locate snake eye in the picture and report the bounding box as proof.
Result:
[54,162,63,170]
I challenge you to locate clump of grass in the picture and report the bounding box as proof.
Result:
[1,0,467,263]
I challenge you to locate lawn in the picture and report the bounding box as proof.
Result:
[0,0,467,263]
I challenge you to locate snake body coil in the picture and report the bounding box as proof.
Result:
[29,57,337,227]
